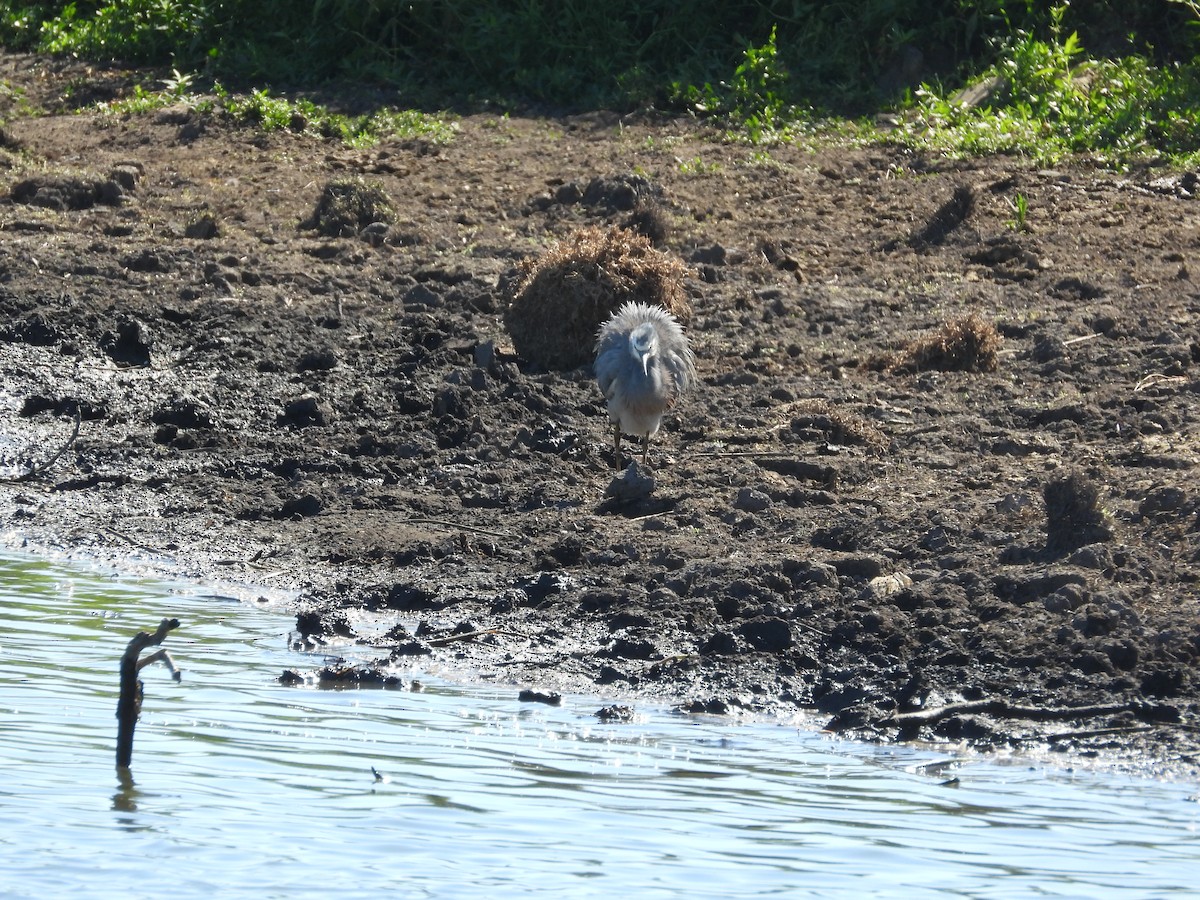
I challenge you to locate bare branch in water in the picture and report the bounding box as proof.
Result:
[116,618,182,770]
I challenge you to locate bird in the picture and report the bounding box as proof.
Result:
[594,301,696,466]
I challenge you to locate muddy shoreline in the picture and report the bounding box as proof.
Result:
[2,53,1198,779]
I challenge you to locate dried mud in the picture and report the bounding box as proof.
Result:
[1,54,1198,779]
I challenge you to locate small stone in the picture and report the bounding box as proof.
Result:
[594,705,634,722]
[605,460,656,502]
[802,562,840,589]
[518,689,562,706]
[863,572,913,599]
[280,393,330,427]
[734,487,771,513]
[473,340,496,370]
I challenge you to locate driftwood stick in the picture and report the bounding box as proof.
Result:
[423,627,528,646]
[137,647,182,680]
[425,628,501,646]
[880,698,1165,729]
[405,517,509,539]
[0,405,81,483]
[116,618,181,769]
[1045,725,1155,742]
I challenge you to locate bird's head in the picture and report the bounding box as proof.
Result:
[629,322,658,375]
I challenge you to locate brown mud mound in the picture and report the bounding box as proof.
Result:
[0,53,1198,779]
[505,224,690,370]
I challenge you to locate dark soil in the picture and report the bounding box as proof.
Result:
[2,54,1199,779]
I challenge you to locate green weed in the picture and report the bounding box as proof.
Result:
[38,0,211,63]
[884,12,1200,166]
[677,156,721,175]
[8,2,1200,165]
[101,78,456,147]
[675,26,801,144]
[1007,192,1029,231]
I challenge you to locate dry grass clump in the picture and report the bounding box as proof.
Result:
[877,313,1001,373]
[504,225,691,370]
[777,398,888,452]
[1044,469,1113,553]
[303,176,396,237]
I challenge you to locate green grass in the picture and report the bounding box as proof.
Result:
[6,2,1200,165]
[677,155,721,175]
[1007,192,1029,231]
[881,23,1200,166]
[673,25,803,145]
[100,76,457,147]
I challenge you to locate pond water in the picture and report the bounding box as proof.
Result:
[0,551,1197,898]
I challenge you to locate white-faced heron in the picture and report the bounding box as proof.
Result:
[594,301,696,465]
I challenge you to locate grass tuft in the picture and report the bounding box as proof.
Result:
[877,313,1002,374]
[302,177,397,238]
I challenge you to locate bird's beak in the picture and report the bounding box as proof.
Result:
[639,350,651,376]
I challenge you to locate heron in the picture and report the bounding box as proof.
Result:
[594,301,696,466]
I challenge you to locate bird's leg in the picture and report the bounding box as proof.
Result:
[612,423,622,468]
[641,434,650,465]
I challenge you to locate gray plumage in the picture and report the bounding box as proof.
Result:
[594,301,696,465]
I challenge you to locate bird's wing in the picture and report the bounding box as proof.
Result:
[593,316,633,391]
[593,342,624,397]
[661,345,697,397]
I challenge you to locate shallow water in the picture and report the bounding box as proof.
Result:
[0,551,1197,898]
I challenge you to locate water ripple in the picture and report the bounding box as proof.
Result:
[0,553,1197,898]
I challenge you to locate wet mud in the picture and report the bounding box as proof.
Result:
[1,53,1198,778]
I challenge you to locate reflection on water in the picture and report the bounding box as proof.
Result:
[0,552,1197,898]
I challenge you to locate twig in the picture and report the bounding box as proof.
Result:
[0,406,80,483]
[137,647,181,679]
[760,192,805,205]
[1134,373,1188,393]
[214,555,287,574]
[689,449,783,458]
[407,517,509,539]
[793,620,830,638]
[880,698,1168,729]
[626,509,669,522]
[1044,725,1155,742]
[116,618,181,769]
[424,627,526,646]
[103,527,162,555]
[1061,332,1104,347]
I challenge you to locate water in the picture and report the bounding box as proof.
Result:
[0,551,1197,898]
